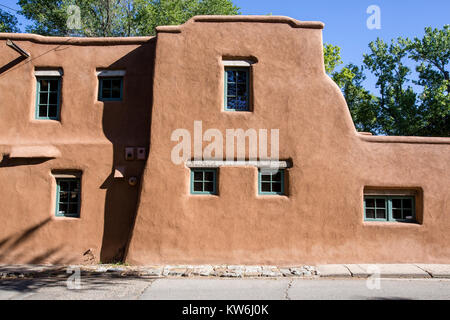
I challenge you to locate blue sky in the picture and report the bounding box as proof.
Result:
[1,0,449,90]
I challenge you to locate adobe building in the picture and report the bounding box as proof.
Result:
[0,16,449,266]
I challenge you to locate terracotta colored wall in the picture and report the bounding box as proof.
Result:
[126,16,450,265]
[1,16,449,266]
[0,35,155,264]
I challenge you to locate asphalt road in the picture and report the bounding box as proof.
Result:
[1,275,449,300]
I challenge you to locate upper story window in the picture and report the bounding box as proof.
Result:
[35,69,62,120]
[223,60,253,111]
[258,168,285,195]
[97,70,125,101]
[364,196,415,222]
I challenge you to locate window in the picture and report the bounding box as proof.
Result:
[364,196,415,222]
[190,168,217,195]
[99,77,123,101]
[56,178,81,217]
[224,67,250,111]
[36,77,61,120]
[258,169,285,195]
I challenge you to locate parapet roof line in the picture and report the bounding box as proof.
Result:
[0,33,154,45]
[156,15,325,33]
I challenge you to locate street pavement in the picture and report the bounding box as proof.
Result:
[1,275,449,300]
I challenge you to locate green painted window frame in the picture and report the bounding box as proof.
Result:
[224,67,250,111]
[98,77,123,101]
[55,178,81,218]
[364,196,416,222]
[258,169,285,195]
[35,77,61,120]
[190,168,218,195]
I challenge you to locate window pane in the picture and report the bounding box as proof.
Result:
[403,199,412,209]
[59,191,68,202]
[103,89,111,98]
[48,80,58,91]
[227,97,237,109]
[204,171,214,182]
[193,182,203,192]
[261,182,271,192]
[227,71,236,83]
[204,182,214,192]
[39,93,48,104]
[366,208,375,219]
[393,209,402,219]
[59,181,69,191]
[38,105,47,117]
[273,171,282,182]
[193,171,203,181]
[59,203,68,214]
[365,198,375,208]
[68,203,78,215]
[49,92,58,105]
[260,174,271,182]
[237,83,246,96]
[392,199,402,209]
[103,80,112,89]
[227,84,237,96]
[272,182,282,193]
[236,71,247,83]
[376,199,386,208]
[403,210,413,220]
[376,209,386,219]
[48,105,57,118]
[236,97,247,110]
[40,80,49,91]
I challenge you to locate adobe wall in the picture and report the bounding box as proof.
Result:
[0,34,155,264]
[126,16,450,265]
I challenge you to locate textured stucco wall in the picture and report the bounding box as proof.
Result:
[0,35,155,264]
[126,16,450,265]
[0,16,449,266]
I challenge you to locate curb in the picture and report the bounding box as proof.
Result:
[1,264,450,280]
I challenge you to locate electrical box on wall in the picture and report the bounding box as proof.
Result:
[137,147,146,160]
[125,147,134,161]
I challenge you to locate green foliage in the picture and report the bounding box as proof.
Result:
[326,25,449,137]
[0,8,20,32]
[18,0,240,36]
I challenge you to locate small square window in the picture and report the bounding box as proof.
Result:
[258,169,285,195]
[224,67,250,111]
[36,77,61,120]
[56,178,81,218]
[99,77,123,101]
[190,169,217,195]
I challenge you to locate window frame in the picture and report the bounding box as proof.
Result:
[55,178,81,218]
[224,67,250,111]
[190,168,218,195]
[258,168,285,196]
[35,76,61,120]
[364,195,416,223]
[98,77,123,101]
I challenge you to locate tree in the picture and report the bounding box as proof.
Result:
[363,38,421,136]
[405,25,450,136]
[17,0,240,37]
[0,8,20,32]
[324,43,379,133]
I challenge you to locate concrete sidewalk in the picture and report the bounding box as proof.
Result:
[1,264,450,279]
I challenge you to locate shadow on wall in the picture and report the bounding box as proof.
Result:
[99,38,156,263]
[0,217,67,264]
